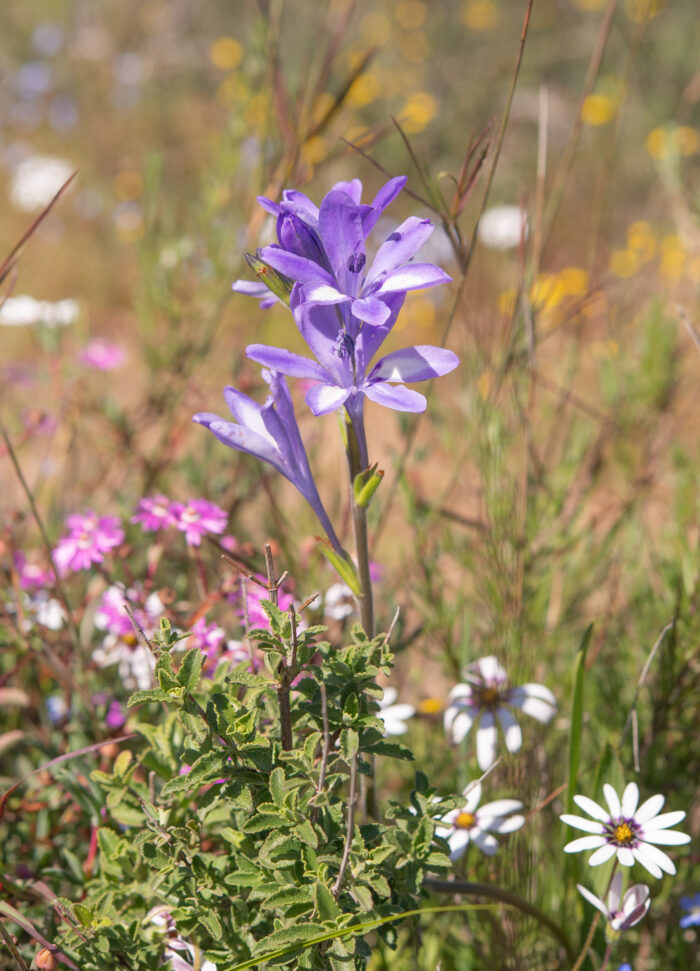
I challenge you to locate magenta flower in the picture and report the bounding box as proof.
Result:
[131,494,177,532]
[105,699,126,729]
[14,552,55,590]
[53,511,124,574]
[170,498,227,547]
[78,338,126,370]
[236,574,294,631]
[187,617,226,658]
[94,584,162,638]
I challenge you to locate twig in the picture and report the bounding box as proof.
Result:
[311,680,331,824]
[570,912,601,971]
[677,305,700,355]
[619,618,674,755]
[332,751,358,897]
[0,917,32,971]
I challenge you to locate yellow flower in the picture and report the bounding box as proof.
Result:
[672,126,700,156]
[498,289,517,316]
[460,0,500,31]
[530,273,565,311]
[418,697,444,715]
[399,92,438,133]
[216,74,247,109]
[645,127,668,160]
[659,235,685,282]
[626,220,656,262]
[581,94,616,126]
[624,0,666,24]
[301,136,326,167]
[609,249,640,278]
[359,12,392,44]
[558,266,589,297]
[347,73,382,109]
[395,0,428,29]
[209,36,243,71]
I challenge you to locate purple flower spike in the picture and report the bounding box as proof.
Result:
[194,369,343,553]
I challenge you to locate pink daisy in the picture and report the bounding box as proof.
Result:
[170,499,227,547]
[53,511,124,574]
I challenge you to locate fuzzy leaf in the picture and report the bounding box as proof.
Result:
[178,647,203,692]
[339,728,359,762]
[127,688,174,707]
[269,766,286,808]
[314,881,340,920]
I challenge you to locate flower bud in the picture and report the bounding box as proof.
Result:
[36,948,56,970]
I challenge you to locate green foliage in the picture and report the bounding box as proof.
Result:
[51,611,452,970]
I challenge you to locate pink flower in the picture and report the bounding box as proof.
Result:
[78,338,126,371]
[14,552,55,590]
[188,617,226,658]
[170,499,227,547]
[95,583,161,638]
[234,574,293,630]
[131,494,176,532]
[53,511,124,574]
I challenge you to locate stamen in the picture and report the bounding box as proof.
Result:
[347,252,366,274]
[455,811,476,830]
[613,821,635,845]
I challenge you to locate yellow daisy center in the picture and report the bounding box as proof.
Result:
[613,821,634,845]
[418,698,443,715]
[455,811,476,830]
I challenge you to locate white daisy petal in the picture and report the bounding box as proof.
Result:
[635,793,665,822]
[642,828,690,845]
[587,843,618,867]
[603,784,621,818]
[508,689,556,723]
[471,830,499,855]
[617,846,635,867]
[576,884,608,916]
[473,655,506,683]
[572,794,610,822]
[451,710,475,745]
[634,842,675,876]
[642,810,686,831]
[381,687,398,707]
[475,711,498,770]
[621,782,640,818]
[448,829,471,861]
[448,683,472,702]
[383,703,416,722]
[630,846,662,879]
[607,872,623,912]
[462,782,482,813]
[514,682,557,706]
[564,835,607,853]
[479,799,523,820]
[560,813,606,834]
[497,707,522,753]
[489,813,525,834]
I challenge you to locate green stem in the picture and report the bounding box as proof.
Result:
[345,410,374,637]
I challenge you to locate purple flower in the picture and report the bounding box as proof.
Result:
[194,369,343,552]
[187,617,226,658]
[53,511,124,574]
[78,339,126,370]
[680,892,700,928]
[95,584,162,639]
[131,494,177,532]
[105,699,126,729]
[14,552,55,590]
[170,498,227,547]
[235,574,294,631]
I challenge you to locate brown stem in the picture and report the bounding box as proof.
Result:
[332,751,358,897]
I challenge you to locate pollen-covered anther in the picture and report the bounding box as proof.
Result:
[613,821,635,845]
[455,811,476,829]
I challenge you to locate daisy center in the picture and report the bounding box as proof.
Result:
[613,821,635,845]
[455,811,476,830]
[418,698,443,715]
[476,685,504,709]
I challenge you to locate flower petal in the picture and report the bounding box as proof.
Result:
[489,814,525,835]
[449,709,474,744]
[305,383,350,416]
[603,784,622,819]
[635,793,665,822]
[363,381,427,412]
[564,835,607,854]
[364,216,435,288]
[318,188,366,299]
[361,176,407,236]
[298,282,349,305]
[576,884,608,916]
[475,711,498,771]
[462,782,482,812]
[621,782,640,818]
[572,795,610,823]
[471,830,499,856]
[508,688,556,723]
[641,828,690,845]
[376,262,452,295]
[448,829,471,861]
[496,707,522,754]
[370,345,460,383]
[588,843,618,867]
[246,344,329,382]
[479,798,523,820]
[351,296,391,326]
[193,414,282,472]
[560,813,605,835]
[617,846,635,867]
[633,843,675,877]
[642,810,686,831]
[607,872,623,912]
[260,245,334,286]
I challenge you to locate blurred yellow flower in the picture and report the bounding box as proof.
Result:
[301,135,326,167]
[624,0,666,24]
[558,266,590,297]
[403,294,436,329]
[359,12,392,44]
[395,0,428,29]
[209,36,243,71]
[460,1,500,31]
[645,127,668,160]
[311,92,335,125]
[610,249,639,278]
[659,234,685,282]
[399,92,438,133]
[418,697,444,715]
[113,170,142,201]
[672,126,700,156]
[581,94,616,126]
[216,74,247,109]
[347,73,382,109]
[398,31,431,63]
[530,273,565,311]
[626,220,656,262]
[477,370,492,399]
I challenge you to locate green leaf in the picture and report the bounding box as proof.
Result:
[294,818,318,848]
[567,623,593,815]
[224,870,265,887]
[314,881,340,920]
[242,812,288,834]
[318,541,361,597]
[156,651,179,691]
[269,766,285,807]
[365,739,414,760]
[178,647,203,692]
[252,922,327,954]
[73,903,93,928]
[340,728,359,762]
[226,668,272,688]
[127,688,174,707]
[198,909,222,941]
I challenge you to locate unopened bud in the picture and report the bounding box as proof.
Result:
[353,464,384,509]
[244,251,293,305]
[36,948,56,970]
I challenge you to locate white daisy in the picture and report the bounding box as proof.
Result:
[561,781,690,878]
[577,872,650,931]
[477,205,529,251]
[378,687,415,736]
[435,782,525,860]
[9,155,74,211]
[444,655,556,770]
